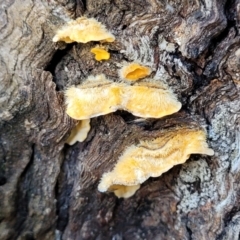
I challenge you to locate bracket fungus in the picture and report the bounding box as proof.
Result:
[120,80,182,118]
[65,75,120,120]
[119,63,151,81]
[65,75,181,120]
[98,127,214,198]
[53,17,115,43]
[66,119,91,145]
[90,47,110,61]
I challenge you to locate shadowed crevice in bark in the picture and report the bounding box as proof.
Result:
[13,144,35,239]
[80,0,87,12]
[0,138,7,187]
[44,44,74,91]
[203,13,238,78]
[56,145,75,233]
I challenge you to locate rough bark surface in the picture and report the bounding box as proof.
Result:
[0,0,240,239]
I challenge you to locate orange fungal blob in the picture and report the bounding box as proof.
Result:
[90,47,110,61]
[119,63,151,81]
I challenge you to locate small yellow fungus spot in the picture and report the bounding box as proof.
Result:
[53,17,115,43]
[66,119,91,145]
[119,63,151,81]
[98,128,214,198]
[65,75,181,120]
[90,47,110,61]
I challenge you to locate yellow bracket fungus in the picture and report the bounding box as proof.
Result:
[66,119,91,145]
[120,81,181,118]
[119,63,151,81]
[65,75,181,120]
[98,128,214,198]
[65,75,121,120]
[53,17,115,43]
[90,47,110,61]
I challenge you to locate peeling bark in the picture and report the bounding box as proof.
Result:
[0,0,240,239]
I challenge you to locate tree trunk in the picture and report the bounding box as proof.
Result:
[0,0,240,239]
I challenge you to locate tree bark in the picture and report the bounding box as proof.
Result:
[0,0,240,239]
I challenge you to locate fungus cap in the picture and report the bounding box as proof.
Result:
[119,63,151,81]
[53,17,115,43]
[98,128,214,198]
[65,75,121,120]
[65,75,182,120]
[121,81,182,118]
[66,119,91,145]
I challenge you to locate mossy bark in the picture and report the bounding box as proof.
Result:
[0,0,240,239]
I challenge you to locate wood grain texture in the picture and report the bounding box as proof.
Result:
[0,0,240,239]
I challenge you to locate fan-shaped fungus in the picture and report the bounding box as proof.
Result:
[98,127,214,198]
[66,119,91,145]
[65,75,121,120]
[121,80,181,118]
[53,17,115,43]
[65,75,181,120]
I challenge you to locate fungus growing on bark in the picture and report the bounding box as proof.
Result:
[65,75,120,120]
[119,63,151,81]
[107,184,140,198]
[90,47,110,61]
[98,128,214,198]
[65,75,181,120]
[53,17,115,43]
[121,80,182,118]
[66,119,91,145]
